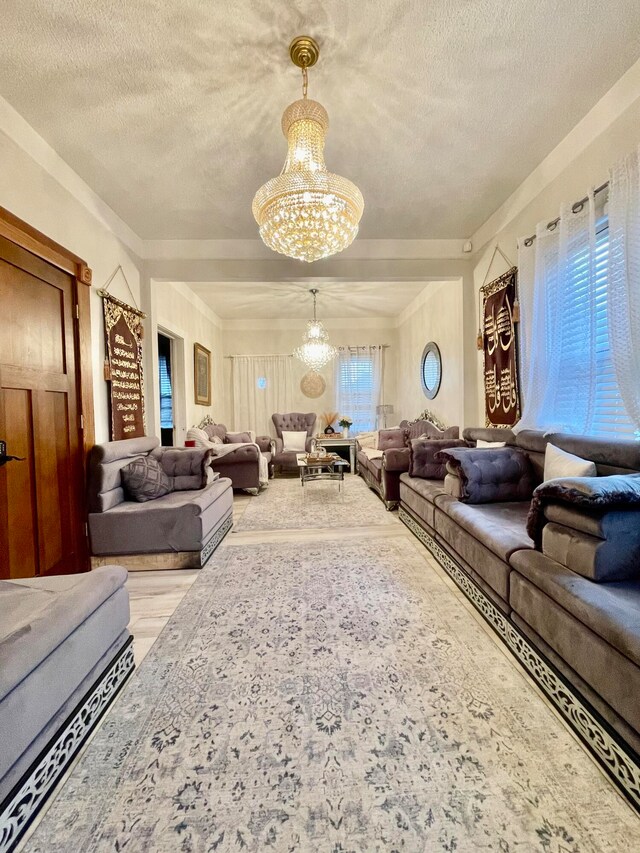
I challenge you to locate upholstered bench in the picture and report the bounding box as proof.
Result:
[88,437,233,569]
[0,566,133,851]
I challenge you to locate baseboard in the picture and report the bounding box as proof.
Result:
[399,506,640,815]
[0,637,135,853]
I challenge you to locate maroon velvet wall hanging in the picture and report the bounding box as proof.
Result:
[481,266,521,427]
[103,293,146,440]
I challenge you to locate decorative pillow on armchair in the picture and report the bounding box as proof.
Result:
[282,430,308,452]
[409,439,468,480]
[121,456,173,502]
[435,447,535,504]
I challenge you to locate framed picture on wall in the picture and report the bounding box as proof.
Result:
[194,343,211,406]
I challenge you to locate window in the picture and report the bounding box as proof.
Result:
[337,353,375,433]
[557,217,634,437]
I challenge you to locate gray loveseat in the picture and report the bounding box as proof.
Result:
[188,420,274,491]
[0,566,133,850]
[88,436,233,568]
[398,427,640,807]
[357,419,460,509]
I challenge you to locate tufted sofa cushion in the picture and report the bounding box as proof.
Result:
[409,438,468,480]
[436,447,535,504]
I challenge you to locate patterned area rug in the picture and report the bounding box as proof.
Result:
[234,473,396,530]
[26,538,639,852]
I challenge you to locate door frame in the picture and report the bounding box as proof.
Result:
[0,207,94,457]
[156,325,186,446]
[0,207,94,572]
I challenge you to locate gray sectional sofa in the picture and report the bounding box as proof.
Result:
[0,566,133,851]
[398,426,640,809]
[88,437,233,568]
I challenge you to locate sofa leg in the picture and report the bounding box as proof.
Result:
[385,500,399,511]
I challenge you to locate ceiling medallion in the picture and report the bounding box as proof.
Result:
[293,288,337,370]
[252,35,364,264]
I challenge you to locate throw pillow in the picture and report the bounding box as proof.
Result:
[378,428,406,451]
[435,447,535,504]
[282,430,307,452]
[226,431,253,444]
[476,439,506,449]
[409,438,468,480]
[204,423,227,442]
[121,456,173,502]
[544,443,596,481]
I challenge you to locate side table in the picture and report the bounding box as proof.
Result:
[313,436,357,474]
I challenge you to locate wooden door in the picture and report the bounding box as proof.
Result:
[0,235,86,578]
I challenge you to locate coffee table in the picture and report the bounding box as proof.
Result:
[296,454,350,498]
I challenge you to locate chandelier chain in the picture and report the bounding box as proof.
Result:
[302,66,308,99]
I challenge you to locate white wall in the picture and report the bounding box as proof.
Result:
[395,280,465,429]
[221,319,397,433]
[471,72,640,425]
[150,282,225,443]
[0,129,144,443]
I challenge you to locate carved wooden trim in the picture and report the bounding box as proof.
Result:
[0,207,92,285]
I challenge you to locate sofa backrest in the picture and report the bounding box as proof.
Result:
[463,427,640,480]
[88,436,160,513]
[272,412,316,438]
[403,420,459,441]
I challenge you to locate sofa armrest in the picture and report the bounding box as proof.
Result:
[305,437,315,453]
[527,474,640,545]
[255,435,272,453]
[274,437,284,454]
[383,447,410,473]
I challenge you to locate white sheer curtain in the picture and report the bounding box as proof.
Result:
[335,346,384,434]
[516,193,599,434]
[608,145,640,436]
[231,355,293,437]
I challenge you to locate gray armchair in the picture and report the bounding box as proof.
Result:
[271,412,317,474]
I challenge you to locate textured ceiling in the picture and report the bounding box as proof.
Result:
[1,1,640,240]
[185,280,432,320]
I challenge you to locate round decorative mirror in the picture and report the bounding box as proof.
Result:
[420,341,442,399]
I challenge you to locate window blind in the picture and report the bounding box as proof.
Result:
[338,355,375,433]
[554,217,634,437]
[159,353,173,429]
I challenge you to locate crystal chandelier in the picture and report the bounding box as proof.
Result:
[252,36,364,264]
[293,289,337,370]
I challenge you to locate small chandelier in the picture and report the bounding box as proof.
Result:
[293,288,337,370]
[252,35,364,264]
